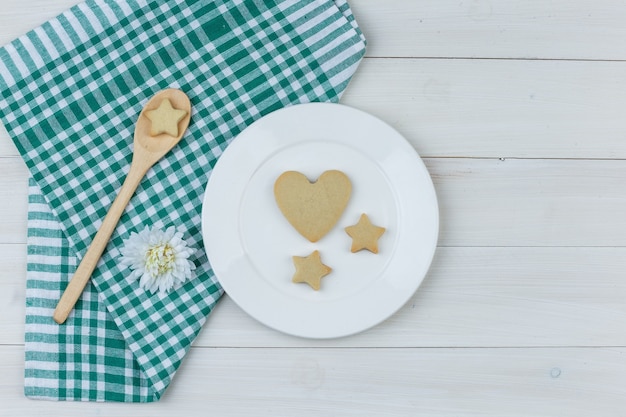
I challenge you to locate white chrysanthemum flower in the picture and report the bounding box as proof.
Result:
[119,226,196,295]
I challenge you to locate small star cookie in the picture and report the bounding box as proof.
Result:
[145,98,188,137]
[345,213,386,254]
[292,250,332,291]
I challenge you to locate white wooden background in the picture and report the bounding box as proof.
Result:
[1,0,626,415]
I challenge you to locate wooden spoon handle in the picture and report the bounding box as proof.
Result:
[53,162,147,324]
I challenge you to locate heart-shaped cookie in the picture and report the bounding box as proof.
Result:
[274,170,351,242]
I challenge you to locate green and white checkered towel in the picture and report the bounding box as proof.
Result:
[0,0,366,402]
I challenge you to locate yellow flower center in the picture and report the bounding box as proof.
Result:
[145,242,175,277]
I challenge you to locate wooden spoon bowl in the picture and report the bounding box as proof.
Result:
[134,89,191,163]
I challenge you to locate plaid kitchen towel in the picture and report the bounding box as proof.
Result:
[0,0,366,402]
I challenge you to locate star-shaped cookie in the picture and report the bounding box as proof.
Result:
[292,250,332,291]
[145,98,188,137]
[345,213,386,254]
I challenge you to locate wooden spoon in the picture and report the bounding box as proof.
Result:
[53,89,192,324]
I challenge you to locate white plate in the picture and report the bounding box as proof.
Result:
[201,103,439,338]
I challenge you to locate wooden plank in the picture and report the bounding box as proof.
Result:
[342,58,626,159]
[3,157,626,246]
[0,245,27,345]
[2,0,626,61]
[0,123,18,157]
[0,244,26,285]
[428,158,626,247]
[1,345,625,416]
[3,246,626,347]
[9,58,624,159]
[0,158,27,244]
[350,0,626,60]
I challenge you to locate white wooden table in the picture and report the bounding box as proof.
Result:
[2,1,626,415]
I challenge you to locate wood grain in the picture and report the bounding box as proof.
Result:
[428,158,626,247]
[0,123,18,157]
[350,0,626,60]
[0,158,27,244]
[342,58,626,159]
[1,345,625,416]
